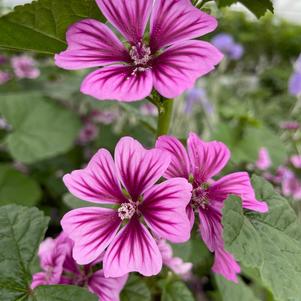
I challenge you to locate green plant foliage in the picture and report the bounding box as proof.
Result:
[121,275,151,301]
[223,176,301,301]
[161,280,195,301]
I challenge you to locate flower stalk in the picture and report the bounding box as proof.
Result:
[156,98,174,137]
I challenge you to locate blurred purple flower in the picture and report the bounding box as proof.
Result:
[256,147,271,171]
[11,55,40,79]
[280,121,299,130]
[90,109,119,125]
[0,55,7,65]
[0,71,11,85]
[289,55,301,96]
[211,33,244,60]
[77,122,99,144]
[185,88,214,115]
[291,155,301,169]
[140,103,157,116]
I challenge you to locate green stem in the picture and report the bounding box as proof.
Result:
[156,98,174,137]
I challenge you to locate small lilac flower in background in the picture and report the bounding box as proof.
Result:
[11,55,40,79]
[282,172,301,200]
[280,121,299,130]
[184,87,214,116]
[140,103,157,116]
[61,137,192,277]
[0,55,7,65]
[289,54,301,96]
[211,33,244,60]
[291,155,301,168]
[55,0,223,102]
[0,71,11,85]
[156,133,268,282]
[157,239,192,280]
[91,109,119,125]
[77,121,99,145]
[32,232,128,301]
[256,147,272,171]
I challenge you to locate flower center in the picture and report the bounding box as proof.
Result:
[191,186,210,210]
[129,42,152,67]
[118,202,136,220]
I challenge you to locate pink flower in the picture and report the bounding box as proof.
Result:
[256,147,271,171]
[61,137,192,277]
[77,121,99,144]
[140,103,157,116]
[0,71,11,85]
[55,0,223,102]
[91,109,119,125]
[11,55,40,79]
[281,171,301,201]
[291,155,301,169]
[157,239,192,280]
[156,133,269,282]
[32,233,127,301]
[280,121,299,130]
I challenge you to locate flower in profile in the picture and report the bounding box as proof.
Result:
[0,71,11,85]
[256,147,271,171]
[157,239,192,280]
[291,155,301,169]
[211,33,244,60]
[55,0,223,102]
[32,233,128,301]
[156,133,268,282]
[289,54,301,96]
[11,55,40,79]
[61,137,192,277]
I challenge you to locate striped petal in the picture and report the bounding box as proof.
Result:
[150,0,217,51]
[103,217,162,277]
[55,19,130,70]
[61,207,121,265]
[140,178,192,243]
[96,0,152,44]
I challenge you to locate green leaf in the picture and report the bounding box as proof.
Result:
[0,205,49,301]
[217,0,273,18]
[0,164,41,206]
[0,0,104,54]
[121,275,151,301]
[215,275,260,301]
[222,176,301,301]
[31,285,98,301]
[161,280,195,301]
[0,93,81,163]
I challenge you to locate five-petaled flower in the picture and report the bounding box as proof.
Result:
[31,232,128,301]
[55,0,223,102]
[61,137,192,277]
[156,132,269,282]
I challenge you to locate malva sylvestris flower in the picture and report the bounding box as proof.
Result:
[61,137,192,277]
[32,233,127,301]
[156,132,269,282]
[256,147,271,171]
[55,0,223,102]
[11,55,40,79]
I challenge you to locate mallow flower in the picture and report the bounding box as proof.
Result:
[11,55,40,79]
[289,54,301,96]
[61,137,192,277]
[55,0,223,102]
[256,147,271,171]
[156,133,269,282]
[32,233,127,301]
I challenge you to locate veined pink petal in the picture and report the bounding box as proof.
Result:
[187,132,230,184]
[156,135,190,179]
[55,19,130,70]
[103,217,162,277]
[152,41,223,99]
[81,66,153,102]
[96,0,152,44]
[31,272,48,289]
[115,137,171,201]
[61,208,121,265]
[88,270,128,301]
[198,204,223,252]
[186,205,195,230]
[209,172,269,213]
[212,248,241,283]
[63,149,126,204]
[150,0,218,51]
[140,178,192,243]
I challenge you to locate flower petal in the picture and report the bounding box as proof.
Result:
[156,135,190,179]
[96,0,152,44]
[55,19,130,70]
[61,207,121,265]
[150,0,218,51]
[115,137,171,201]
[63,149,126,204]
[103,217,162,277]
[212,248,241,283]
[88,270,128,301]
[187,132,230,184]
[81,66,153,102]
[152,41,223,99]
[209,172,269,213]
[140,178,192,243]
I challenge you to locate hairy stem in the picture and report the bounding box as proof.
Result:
[156,98,174,137]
